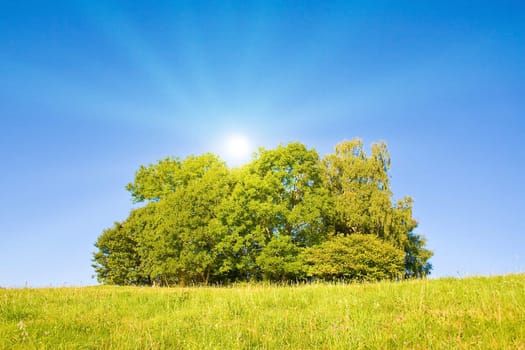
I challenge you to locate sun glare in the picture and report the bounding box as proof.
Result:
[225,134,252,165]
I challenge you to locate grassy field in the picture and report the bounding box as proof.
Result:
[1,274,524,349]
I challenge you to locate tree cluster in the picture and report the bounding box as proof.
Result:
[93,139,432,286]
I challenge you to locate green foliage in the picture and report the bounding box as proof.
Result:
[92,207,152,285]
[256,236,304,281]
[140,154,233,286]
[404,232,433,278]
[212,143,333,281]
[125,157,182,202]
[302,234,405,281]
[94,138,433,285]
[323,139,413,245]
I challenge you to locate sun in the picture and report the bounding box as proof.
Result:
[224,134,252,165]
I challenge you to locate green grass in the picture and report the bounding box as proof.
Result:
[1,274,524,349]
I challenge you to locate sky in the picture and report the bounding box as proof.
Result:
[1,1,524,287]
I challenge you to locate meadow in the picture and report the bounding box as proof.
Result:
[1,274,524,349]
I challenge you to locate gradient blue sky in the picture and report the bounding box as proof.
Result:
[1,1,524,287]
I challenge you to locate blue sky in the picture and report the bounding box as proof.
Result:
[1,1,524,287]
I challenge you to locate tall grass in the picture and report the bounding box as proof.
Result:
[1,274,524,349]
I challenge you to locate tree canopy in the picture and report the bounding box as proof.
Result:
[93,139,432,285]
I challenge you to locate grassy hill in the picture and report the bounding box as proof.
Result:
[1,274,524,349]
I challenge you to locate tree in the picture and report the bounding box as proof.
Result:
[125,157,182,203]
[322,139,432,276]
[322,139,394,238]
[214,143,332,281]
[256,236,304,281]
[119,153,234,286]
[93,139,432,285]
[244,142,333,246]
[302,234,405,282]
[404,232,433,278]
[92,206,153,285]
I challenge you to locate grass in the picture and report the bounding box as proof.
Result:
[1,274,524,349]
